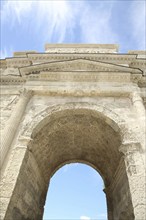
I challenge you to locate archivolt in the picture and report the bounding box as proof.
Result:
[18,102,139,156]
[26,102,125,138]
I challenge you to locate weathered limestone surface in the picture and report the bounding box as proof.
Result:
[0,44,146,220]
[0,95,19,130]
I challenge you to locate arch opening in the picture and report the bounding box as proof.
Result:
[30,108,122,186]
[43,163,107,220]
[5,108,134,220]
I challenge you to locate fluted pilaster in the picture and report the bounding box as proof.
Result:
[119,143,146,220]
[0,90,33,168]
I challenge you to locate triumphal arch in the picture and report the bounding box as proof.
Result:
[0,44,146,220]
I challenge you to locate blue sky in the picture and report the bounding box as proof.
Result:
[43,163,107,220]
[0,0,145,59]
[0,1,145,219]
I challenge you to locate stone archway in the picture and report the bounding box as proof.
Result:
[43,162,108,220]
[1,43,146,220]
[3,105,138,220]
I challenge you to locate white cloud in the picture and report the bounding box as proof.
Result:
[0,49,8,59]
[1,1,33,26]
[80,216,91,220]
[1,0,145,54]
[0,47,14,59]
[1,1,117,44]
[32,1,75,42]
[1,0,78,42]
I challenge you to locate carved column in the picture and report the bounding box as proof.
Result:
[0,90,32,168]
[119,143,146,220]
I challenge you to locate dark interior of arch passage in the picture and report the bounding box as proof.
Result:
[5,109,134,220]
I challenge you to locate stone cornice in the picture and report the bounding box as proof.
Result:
[130,60,146,68]
[128,50,146,55]
[45,43,119,53]
[27,53,139,66]
[0,76,26,85]
[6,57,31,68]
[19,59,142,76]
[13,51,37,57]
[0,59,7,69]
[1,53,146,70]
[45,43,119,48]
[1,53,138,67]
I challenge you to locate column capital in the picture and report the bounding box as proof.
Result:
[130,92,145,117]
[130,92,143,104]
[19,89,33,99]
[119,142,141,155]
[16,136,33,149]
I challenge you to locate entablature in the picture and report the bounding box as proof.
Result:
[27,53,138,66]
[19,59,142,76]
[129,59,146,74]
[1,53,141,68]
[0,83,138,97]
[6,57,31,68]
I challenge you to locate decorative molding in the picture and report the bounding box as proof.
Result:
[45,43,119,53]
[19,59,142,76]
[0,76,25,85]
[6,58,31,68]
[19,101,126,139]
[119,142,141,154]
[130,59,146,65]
[26,71,132,83]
